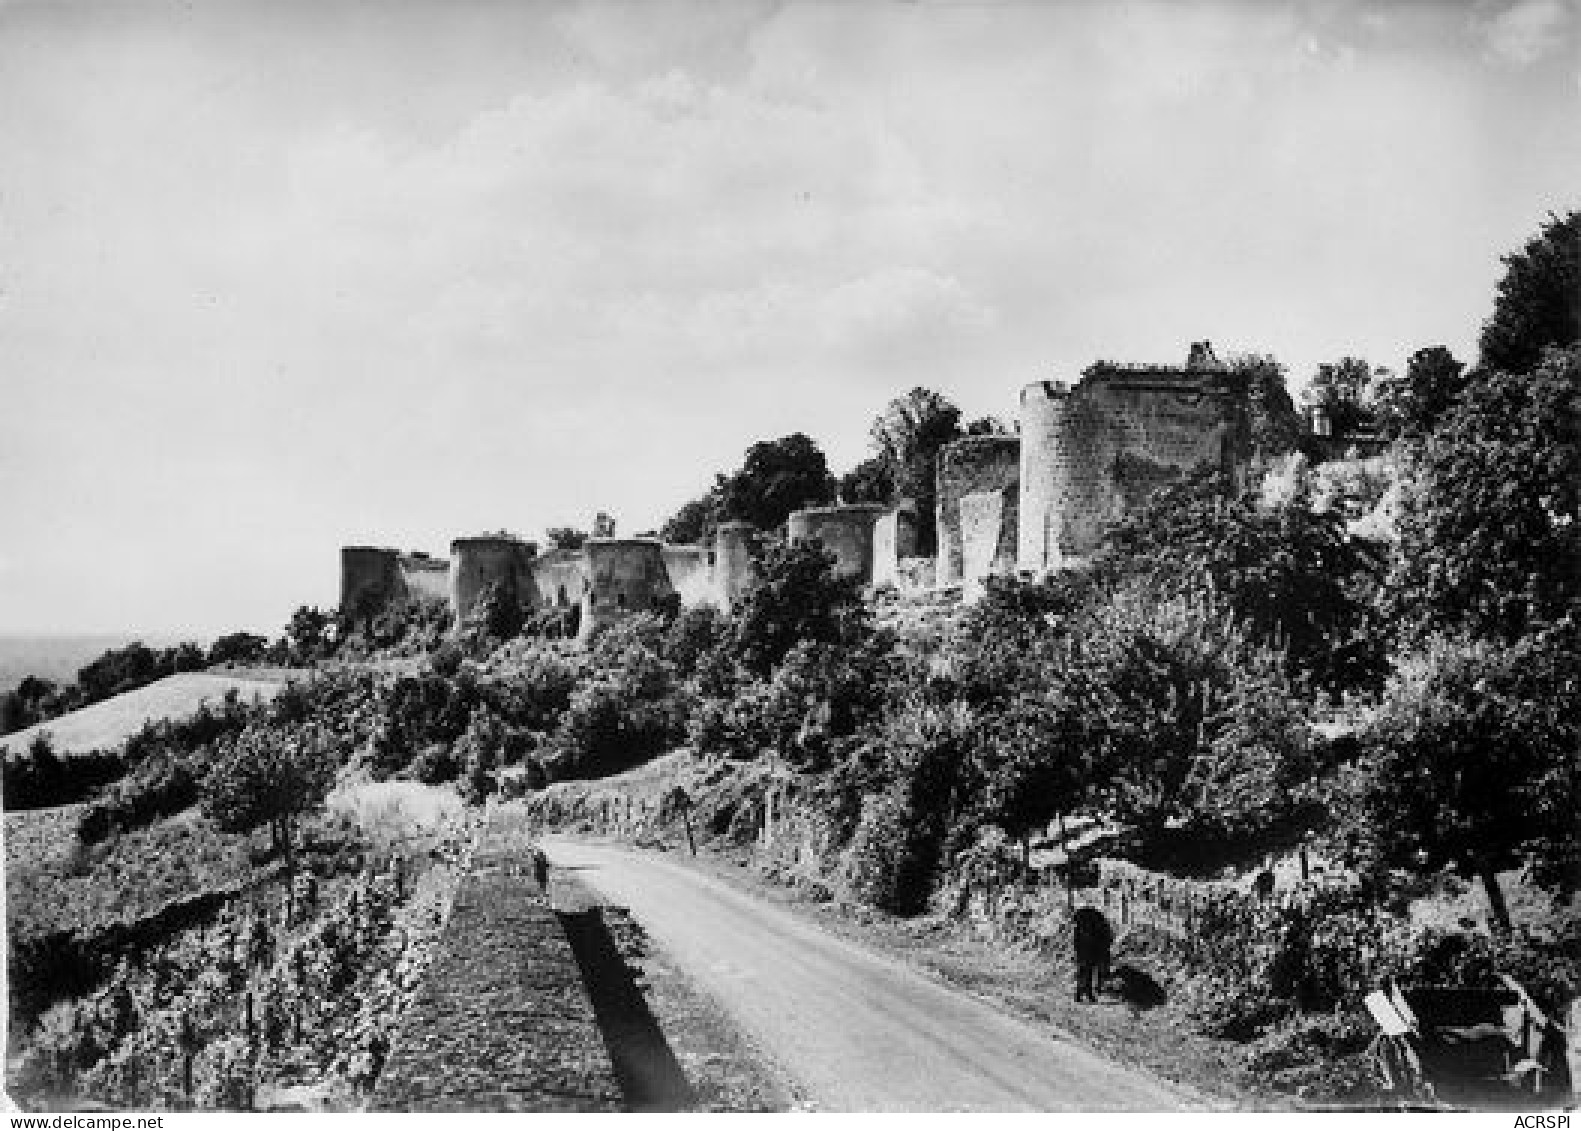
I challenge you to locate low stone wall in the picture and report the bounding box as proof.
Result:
[370,838,620,1112]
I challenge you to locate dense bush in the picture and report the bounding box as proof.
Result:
[3,733,126,812]
[548,625,686,780]
[77,752,203,844]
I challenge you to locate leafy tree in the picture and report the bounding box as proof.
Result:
[1106,468,1388,697]
[543,527,588,551]
[75,643,162,703]
[730,541,869,678]
[660,494,720,545]
[1373,345,1468,440]
[1304,356,1382,437]
[207,632,269,667]
[976,683,1099,860]
[717,433,834,530]
[1078,585,1313,850]
[868,388,963,555]
[201,722,336,865]
[1479,209,1580,375]
[1360,622,1580,931]
[836,455,894,505]
[284,606,333,663]
[1386,347,1580,642]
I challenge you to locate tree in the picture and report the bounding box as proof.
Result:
[660,494,720,545]
[837,455,894,505]
[1373,345,1468,440]
[284,606,333,663]
[717,433,834,530]
[1106,468,1388,697]
[208,632,269,667]
[201,722,336,865]
[1479,209,1580,375]
[731,541,869,678]
[868,388,963,555]
[1304,356,1382,437]
[1360,623,1580,931]
[1386,347,1580,643]
[544,527,588,551]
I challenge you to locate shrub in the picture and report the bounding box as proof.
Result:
[3,733,126,812]
[77,751,203,844]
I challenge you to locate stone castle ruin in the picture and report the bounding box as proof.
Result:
[341,342,1258,637]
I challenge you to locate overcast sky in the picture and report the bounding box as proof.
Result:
[1,0,1577,637]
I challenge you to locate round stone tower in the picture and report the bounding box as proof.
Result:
[935,435,1021,586]
[713,521,759,611]
[449,536,537,627]
[578,538,673,641]
[786,503,891,585]
[340,546,404,621]
[1017,379,1076,575]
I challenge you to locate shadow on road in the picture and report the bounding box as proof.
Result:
[557,907,696,1112]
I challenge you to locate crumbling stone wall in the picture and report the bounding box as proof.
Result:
[1018,353,1232,574]
[712,522,759,612]
[398,553,451,606]
[935,437,1020,587]
[369,843,620,1112]
[786,504,890,586]
[450,536,538,626]
[578,539,674,641]
[531,549,588,609]
[660,545,715,608]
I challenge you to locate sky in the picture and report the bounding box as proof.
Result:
[1,0,1577,637]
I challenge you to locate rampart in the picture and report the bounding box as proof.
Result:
[935,436,1021,588]
[399,552,451,606]
[661,544,715,608]
[712,522,759,611]
[531,549,588,610]
[578,539,674,641]
[342,342,1257,630]
[1019,346,1232,574]
[450,536,539,626]
[341,547,405,622]
[786,504,892,586]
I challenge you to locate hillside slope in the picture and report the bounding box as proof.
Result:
[0,671,293,757]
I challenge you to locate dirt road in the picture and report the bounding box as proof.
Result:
[541,836,1200,1112]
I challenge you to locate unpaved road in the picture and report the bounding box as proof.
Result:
[542,836,1200,1112]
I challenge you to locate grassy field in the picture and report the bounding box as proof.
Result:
[1,671,296,757]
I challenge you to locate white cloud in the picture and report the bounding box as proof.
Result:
[1474,0,1574,66]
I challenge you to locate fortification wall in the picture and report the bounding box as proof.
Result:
[578,539,674,640]
[398,553,451,606]
[1018,371,1229,573]
[340,547,405,620]
[786,504,890,585]
[936,437,1020,586]
[661,544,715,608]
[530,549,588,609]
[713,522,759,611]
[449,537,538,626]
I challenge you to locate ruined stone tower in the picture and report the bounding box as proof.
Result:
[1018,343,1232,574]
[712,521,759,611]
[577,538,674,641]
[449,535,538,626]
[935,435,1021,588]
[786,503,893,585]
